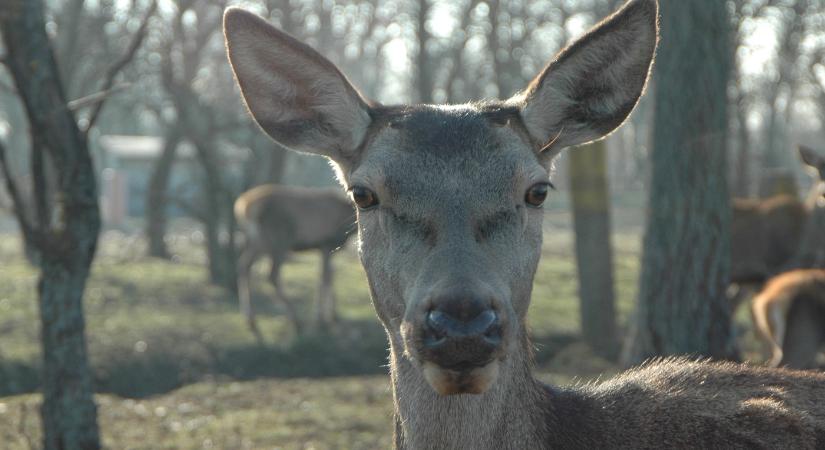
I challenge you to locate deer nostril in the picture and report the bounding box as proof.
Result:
[465,309,497,336]
[425,308,500,340]
[425,310,452,337]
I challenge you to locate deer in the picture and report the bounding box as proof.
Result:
[235,184,355,339]
[728,146,825,342]
[224,0,825,447]
[729,145,825,297]
[751,268,825,369]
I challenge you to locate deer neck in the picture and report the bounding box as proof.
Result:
[388,330,553,450]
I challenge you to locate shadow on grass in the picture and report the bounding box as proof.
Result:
[0,321,581,399]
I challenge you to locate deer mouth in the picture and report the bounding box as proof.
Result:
[421,360,500,395]
[408,322,506,395]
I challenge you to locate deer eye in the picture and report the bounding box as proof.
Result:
[525,182,552,208]
[350,186,379,210]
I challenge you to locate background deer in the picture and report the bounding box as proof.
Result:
[225,0,825,447]
[730,145,825,286]
[235,184,355,339]
[728,145,825,315]
[751,269,825,369]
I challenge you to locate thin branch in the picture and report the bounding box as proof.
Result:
[84,0,157,133]
[0,139,35,241]
[67,82,131,111]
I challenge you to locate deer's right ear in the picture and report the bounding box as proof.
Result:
[224,8,372,164]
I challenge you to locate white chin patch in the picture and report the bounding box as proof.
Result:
[422,360,500,396]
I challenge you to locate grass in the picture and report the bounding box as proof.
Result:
[0,203,767,448]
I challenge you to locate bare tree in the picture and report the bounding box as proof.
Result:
[0,0,152,447]
[760,0,811,171]
[145,126,182,259]
[413,0,435,103]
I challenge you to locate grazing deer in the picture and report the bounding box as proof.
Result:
[225,1,825,447]
[730,145,825,287]
[235,184,355,338]
[751,269,825,369]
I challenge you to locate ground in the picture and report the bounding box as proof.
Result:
[0,205,765,449]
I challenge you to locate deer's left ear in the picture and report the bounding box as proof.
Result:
[512,0,658,159]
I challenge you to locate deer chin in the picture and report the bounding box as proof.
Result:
[421,360,500,395]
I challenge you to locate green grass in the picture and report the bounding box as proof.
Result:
[0,205,768,449]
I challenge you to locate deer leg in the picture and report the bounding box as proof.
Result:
[778,300,821,369]
[269,254,303,335]
[237,246,264,344]
[766,306,786,368]
[318,250,336,326]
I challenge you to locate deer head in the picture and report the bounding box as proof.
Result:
[224,0,657,396]
[799,145,825,204]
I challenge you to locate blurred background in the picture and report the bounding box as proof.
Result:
[0,0,824,448]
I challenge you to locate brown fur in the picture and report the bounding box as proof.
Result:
[751,269,825,369]
[730,146,825,288]
[731,195,807,283]
[235,185,355,340]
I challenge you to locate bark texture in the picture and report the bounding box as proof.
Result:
[569,140,618,359]
[625,0,737,365]
[1,0,101,448]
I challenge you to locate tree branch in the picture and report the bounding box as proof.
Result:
[67,82,131,111]
[0,139,36,242]
[83,0,156,133]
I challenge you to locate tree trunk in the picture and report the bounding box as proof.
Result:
[733,93,751,198]
[569,140,618,360]
[38,258,100,450]
[193,138,236,291]
[145,128,181,259]
[1,1,102,448]
[624,0,737,365]
[762,94,785,170]
[414,0,433,103]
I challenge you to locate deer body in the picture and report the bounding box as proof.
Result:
[235,184,355,337]
[224,0,825,447]
[752,269,825,369]
[731,195,807,283]
[731,146,825,285]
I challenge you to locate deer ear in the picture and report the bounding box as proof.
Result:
[799,145,824,169]
[223,7,372,164]
[512,0,658,158]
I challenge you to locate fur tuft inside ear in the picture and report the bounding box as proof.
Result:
[513,0,658,155]
[223,7,372,164]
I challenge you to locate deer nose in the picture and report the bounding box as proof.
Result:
[423,297,502,349]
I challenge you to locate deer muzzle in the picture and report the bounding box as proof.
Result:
[412,291,507,395]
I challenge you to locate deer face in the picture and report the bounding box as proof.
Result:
[349,105,548,394]
[224,0,658,395]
